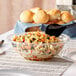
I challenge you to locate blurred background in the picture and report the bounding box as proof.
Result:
[0,0,56,34]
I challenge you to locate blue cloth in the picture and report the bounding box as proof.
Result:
[14,20,43,34]
[62,21,76,38]
[14,20,76,38]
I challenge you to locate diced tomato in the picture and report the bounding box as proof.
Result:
[30,50,32,53]
[41,39,45,42]
[37,33,41,37]
[33,55,37,58]
[35,59,40,61]
[28,32,31,35]
[23,39,25,42]
[38,39,41,42]
[43,33,46,37]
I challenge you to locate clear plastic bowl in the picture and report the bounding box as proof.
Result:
[12,34,70,61]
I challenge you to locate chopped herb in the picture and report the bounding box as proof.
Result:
[49,52,51,54]
[31,46,34,49]
[30,40,32,43]
[32,38,36,40]
[47,37,50,39]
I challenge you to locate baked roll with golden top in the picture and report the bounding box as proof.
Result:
[20,10,34,23]
[61,11,74,23]
[47,9,61,21]
[33,10,49,24]
[30,7,42,13]
[56,20,65,24]
[44,9,50,13]
[61,11,70,15]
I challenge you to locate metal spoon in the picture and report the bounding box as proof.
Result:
[0,40,4,47]
[41,23,76,37]
[0,40,5,55]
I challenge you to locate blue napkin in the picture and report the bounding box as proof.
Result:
[14,20,76,38]
[14,20,42,34]
[62,21,76,38]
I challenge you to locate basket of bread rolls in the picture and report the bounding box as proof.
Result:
[14,7,75,36]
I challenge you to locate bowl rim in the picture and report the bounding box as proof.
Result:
[10,33,70,45]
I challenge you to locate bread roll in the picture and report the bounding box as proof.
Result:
[56,20,65,24]
[45,9,50,13]
[33,10,49,24]
[47,9,61,21]
[30,7,42,13]
[61,11,70,15]
[61,11,74,23]
[20,10,33,23]
[46,19,58,24]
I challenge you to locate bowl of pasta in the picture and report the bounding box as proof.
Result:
[12,31,70,61]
